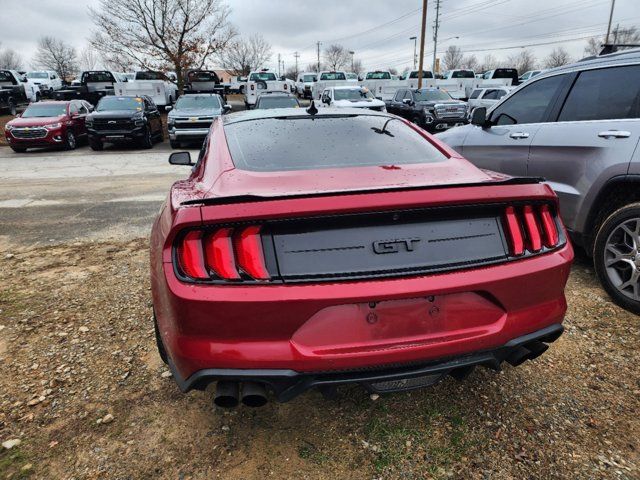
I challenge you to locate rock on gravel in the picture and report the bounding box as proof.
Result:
[2,439,22,450]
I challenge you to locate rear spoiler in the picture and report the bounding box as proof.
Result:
[181,176,546,207]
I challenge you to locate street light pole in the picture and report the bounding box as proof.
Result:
[349,51,355,71]
[410,36,417,69]
[605,0,616,44]
[417,0,429,89]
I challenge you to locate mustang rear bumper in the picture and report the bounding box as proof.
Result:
[167,323,563,401]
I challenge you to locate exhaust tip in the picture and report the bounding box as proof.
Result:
[214,381,240,408]
[241,382,268,408]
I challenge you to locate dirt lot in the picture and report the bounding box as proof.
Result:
[0,239,638,479]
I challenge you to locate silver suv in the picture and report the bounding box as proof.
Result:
[438,49,640,314]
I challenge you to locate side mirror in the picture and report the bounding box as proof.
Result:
[165,106,173,112]
[169,151,193,166]
[323,97,330,105]
[223,104,232,113]
[402,98,414,106]
[471,107,488,127]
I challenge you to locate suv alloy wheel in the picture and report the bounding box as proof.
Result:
[594,202,640,314]
[65,131,76,150]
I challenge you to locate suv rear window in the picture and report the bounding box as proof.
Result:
[225,115,447,172]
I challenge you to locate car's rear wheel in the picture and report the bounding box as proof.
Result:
[593,202,640,314]
[153,311,168,365]
[170,139,181,149]
[89,138,103,151]
[8,99,17,116]
[10,146,27,153]
[64,131,77,150]
[140,126,153,149]
[156,126,164,142]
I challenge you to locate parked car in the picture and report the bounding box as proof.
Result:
[482,68,520,86]
[296,72,317,99]
[115,71,178,109]
[442,69,476,80]
[86,95,163,150]
[313,71,351,99]
[54,70,119,105]
[151,107,573,407]
[228,76,247,94]
[244,69,291,108]
[26,71,63,94]
[4,100,91,152]
[0,70,31,115]
[519,70,543,83]
[467,87,514,113]
[254,92,300,109]
[167,93,231,148]
[183,70,225,97]
[437,49,640,313]
[386,87,468,132]
[319,86,386,111]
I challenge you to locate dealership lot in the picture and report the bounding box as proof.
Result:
[0,108,638,478]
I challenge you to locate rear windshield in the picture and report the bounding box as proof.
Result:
[303,74,317,82]
[97,96,143,112]
[225,115,447,172]
[21,103,67,118]
[188,71,219,82]
[256,96,299,109]
[0,71,16,83]
[492,69,518,79]
[320,72,346,80]
[450,70,475,79]
[82,71,116,83]
[366,72,391,80]
[175,95,221,110]
[408,71,434,79]
[135,71,166,81]
[250,72,277,81]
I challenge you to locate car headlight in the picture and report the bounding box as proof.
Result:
[5,124,14,131]
[167,117,175,126]
[45,123,62,130]
[134,120,145,127]
[85,120,93,127]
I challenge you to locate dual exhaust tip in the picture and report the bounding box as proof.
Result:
[505,340,549,367]
[214,381,268,408]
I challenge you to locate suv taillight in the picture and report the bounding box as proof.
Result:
[176,226,270,282]
[503,204,560,257]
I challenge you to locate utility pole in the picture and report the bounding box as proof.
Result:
[277,53,281,77]
[410,36,417,69]
[349,51,355,71]
[294,51,300,77]
[432,0,441,74]
[417,0,429,89]
[317,42,322,73]
[605,0,616,44]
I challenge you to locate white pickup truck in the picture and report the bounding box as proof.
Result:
[312,71,352,100]
[318,86,386,111]
[244,70,291,108]
[26,71,63,95]
[114,71,178,109]
[361,70,436,101]
[296,72,317,99]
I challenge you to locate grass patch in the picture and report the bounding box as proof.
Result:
[0,448,32,479]
[297,442,329,465]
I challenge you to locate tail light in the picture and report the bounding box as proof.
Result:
[284,84,288,90]
[250,84,255,91]
[503,204,560,257]
[176,225,270,283]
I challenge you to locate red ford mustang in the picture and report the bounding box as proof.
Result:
[150,107,573,408]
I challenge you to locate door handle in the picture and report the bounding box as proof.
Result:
[598,130,631,139]
[509,132,530,139]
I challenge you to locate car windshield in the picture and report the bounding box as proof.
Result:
[97,97,144,112]
[366,72,391,80]
[256,96,299,109]
[414,89,452,101]
[451,70,475,78]
[21,104,67,118]
[27,72,49,79]
[320,72,346,80]
[333,88,375,101]
[250,72,277,81]
[175,95,221,110]
[82,72,116,83]
[303,74,317,82]
[225,115,447,172]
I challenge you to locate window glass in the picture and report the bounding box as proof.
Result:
[403,91,413,100]
[408,71,433,79]
[469,89,481,100]
[97,96,144,112]
[21,103,68,118]
[256,96,300,109]
[490,74,565,125]
[451,70,475,79]
[366,72,391,80]
[414,89,451,101]
[249,72,277,81]
[496,89,509,100]
[175,95,221,110]
[82,71,116,83]
[558,66,640,122]
[319,72,346,80]
[394,90,405,101]
[225,115,447,172]
[483,90,499,100]
[333,88,375,101]
[69,103,79,115]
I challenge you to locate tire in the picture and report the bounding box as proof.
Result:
[89,138,103,151]
[593,202,640,314]
[10,146,27,153]
[8,99,17,116]
[170,139,181,149]
[64,131,77,150]
[156,126,164,142]
[140,126,153,149]
[153,312,168,365]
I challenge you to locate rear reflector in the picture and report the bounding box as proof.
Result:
[539,205,559,248]
[234,226,270,280]
[523,205,542,252]
[177,225,270,282]
[504,206,525,256]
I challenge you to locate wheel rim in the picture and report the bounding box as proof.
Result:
[147,129,152,144]
[67,132,75,148]
[604,217,640,301]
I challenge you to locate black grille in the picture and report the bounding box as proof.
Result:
[93,119,133,130]
[175,120,212,130]
[11,128,48,139]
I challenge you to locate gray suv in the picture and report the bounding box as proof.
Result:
[438,49,640,313]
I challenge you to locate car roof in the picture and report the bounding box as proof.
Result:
[536,48,640,78]
[223,107,391,125]
[331,85,365,90]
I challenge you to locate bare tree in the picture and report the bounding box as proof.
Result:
[32,36,78,80]
[305,62,321,72]
[78,46,100,71]
[507,49,537,73]
[461,54,479,72]
[609,25,640,45]
[89,0,236,93]
[323,44,349,71]
[543,47,572,69]
[219,34,272,77]
[442,45,464,70]
[351,59,364,76]
[387,67,398,75]
[0,46,22,70]
[478,54,499,73]
[584,37,602,56]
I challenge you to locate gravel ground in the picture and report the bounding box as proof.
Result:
[0,239,638,479]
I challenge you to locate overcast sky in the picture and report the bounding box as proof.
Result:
[0,0,637,73]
